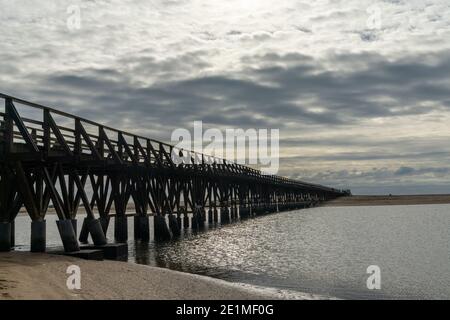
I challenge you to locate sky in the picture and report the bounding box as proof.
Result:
[1,0,450,194]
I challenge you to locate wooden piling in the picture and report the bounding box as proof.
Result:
[114,215,128,242]
[183,212,189,229]
[154,215,171,241]
[0,222,12,252]
[168,214,181,237]
[31,220,46,252]
[56,220,80,252]
[10,220,15,248]
[208,208,213,224]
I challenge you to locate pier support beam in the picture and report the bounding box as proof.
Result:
[198,208,206,228]
[208,208,213,224]
[100,216,110,234]
[168,214,181,237]
[239,206,248,219]
[231,206,237,221]
[71,219,77,236]
[56,220,80,252]
[114,215,128,242]
[134,216,140,239]
[221,207,230,224]
[154,215,171,241]
[134,215,150,241]
[10,220,15,248]
[79,217,90,243]
[89,219,107,245]
[176,213,182,229]
[79,217,108,245]
[31,220,46,252]
[190,212,199,230]
[183,212,189,229]
[0,222,12,252]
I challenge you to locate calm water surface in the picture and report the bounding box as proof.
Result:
[13,204,450,299]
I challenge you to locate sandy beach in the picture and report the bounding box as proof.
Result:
[321,194,450,207]
[0,252,283,300]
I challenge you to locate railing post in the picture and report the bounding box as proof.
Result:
[43,109,51,154]
[3,98,14,155]
[98,125,105,158]
[74,118,82,155]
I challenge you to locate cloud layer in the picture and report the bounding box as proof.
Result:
[1,0,450,194]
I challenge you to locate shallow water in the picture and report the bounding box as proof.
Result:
[13,204,450,299]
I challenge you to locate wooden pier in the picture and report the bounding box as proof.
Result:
[0,93,348,255]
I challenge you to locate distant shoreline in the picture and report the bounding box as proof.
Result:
[16,194,450,217]
[321,194,450,207]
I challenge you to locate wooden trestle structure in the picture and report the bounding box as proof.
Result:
[0,93,347,253]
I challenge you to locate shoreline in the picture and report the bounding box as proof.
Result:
[321,194,450,207]
[0,252,320,300]
[14,194,450,217]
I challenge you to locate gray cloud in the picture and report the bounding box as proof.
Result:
[2,0,450,194]
[30,50,450,130]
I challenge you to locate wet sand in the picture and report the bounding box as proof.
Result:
[0,252,284,300]
[322,194,450,207]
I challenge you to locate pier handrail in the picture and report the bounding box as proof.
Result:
[0,93,345,195]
